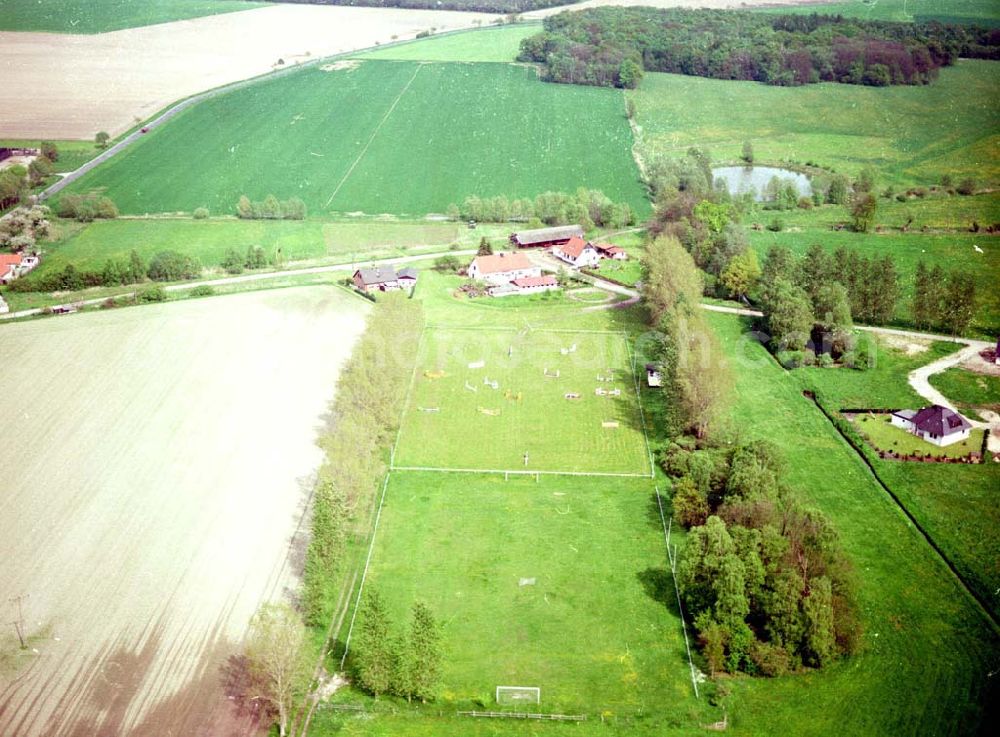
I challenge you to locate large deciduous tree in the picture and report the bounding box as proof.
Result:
[245,602,308,737]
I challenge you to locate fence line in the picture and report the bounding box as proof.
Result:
[457,711,586,722]
[389,464,651,479]
[623,337,656,478]
[338,473,392,670]
[424,324,629,336]
[654,486,699,699]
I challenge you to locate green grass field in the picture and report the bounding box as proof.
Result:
[929,367,1000,410]
[851,413,985,458]
[346,472,695,717]
[356,24,539,63]
[631,61,1000,187]
[760,0,1000,24]
[0,0,264,33]
[61,60,648,218]
[25,218,464,276]
[392,327,651,474]
[747,228,1000,336]
[704,312,999,735]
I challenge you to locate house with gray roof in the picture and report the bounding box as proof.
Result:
[890,405,972,447]
[509,225,585,249]
[353,265,418,294]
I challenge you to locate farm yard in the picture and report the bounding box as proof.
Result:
[0,287,367,736]
[392,327,652,475]
[340,473,694,717]
[57,60,648,217]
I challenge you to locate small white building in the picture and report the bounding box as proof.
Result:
[645,363,663,388]
[0,253,23,285]
[596,243,628,260]
[469,251,540,286]
[890,405,973,447]
[552,236,600,269]
[0,294,8,314]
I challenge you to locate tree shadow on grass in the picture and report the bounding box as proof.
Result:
[637,567,682,619]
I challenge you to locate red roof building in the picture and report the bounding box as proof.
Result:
[0,253,22,284]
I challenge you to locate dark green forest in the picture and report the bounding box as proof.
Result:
[519,8,1000,88]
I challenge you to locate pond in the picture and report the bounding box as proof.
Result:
[712,165,813,201]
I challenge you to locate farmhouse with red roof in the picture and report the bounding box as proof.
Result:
[468,251,540,286]
[552,236,600,269]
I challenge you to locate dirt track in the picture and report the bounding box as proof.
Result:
[0,4,498,140]
[0,287,366,736]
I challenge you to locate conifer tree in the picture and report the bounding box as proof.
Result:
[408,602,442,703]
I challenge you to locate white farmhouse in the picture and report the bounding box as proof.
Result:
[552,236,600,269]
[468,251,540,286]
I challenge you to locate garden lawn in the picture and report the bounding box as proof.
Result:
[929,367,1000,410]
[26,218,463,276]
[630,61,1000,187]
[747,229,1000,337]
[705,312,998,735]
[347,472,696,717]
[355,24,539,63]
[850,413,984,458]
[62,60,648,218]
[0,0,264,33]
[392,327,651,474]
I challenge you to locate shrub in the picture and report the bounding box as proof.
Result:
[136,284,167,302]
[190,285,215,297]
[433,255,461,273]
[767,217,783,232]
[57,194,119,221]
[147,250,201,281]
[802,348,817,366]
[221,247,245,275]
[818,352,835,368]
[776,350,803,368]
[193,207,209,219]
[956,178,976,196]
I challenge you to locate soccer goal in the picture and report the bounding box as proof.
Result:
[496,686,541,706]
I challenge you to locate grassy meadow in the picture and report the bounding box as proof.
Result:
[630,61,1000,187]
[0,0,264,33]
[393,327,651,474]
[764,0,1000,24]
[929,366,1000,410]
[60,60,648,218]
[24,218,465,276]
[356,24,538,63]
[344,472,694,716]
[851,413,984,457]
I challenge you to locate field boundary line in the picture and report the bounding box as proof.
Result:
[339,472,392,670]
[324,64,424,208]
[390,323,427,469]
[655,486,699,699]
[424,324,628,336]
[623,334,656,479]
[390,465,649,478]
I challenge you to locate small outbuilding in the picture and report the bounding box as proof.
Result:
[645,363,663,388]
[595,243,627,260]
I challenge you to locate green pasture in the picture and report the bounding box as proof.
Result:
[759,0,1000,24]
[346,472,698,717]
[747,229,1000,336]
[0,0,264,33]
[392,327,651,474]
[793,332,1000,620]
[61,60,648,218]
[356,24,539,63]
[762,192,1000,232]
[929,366,1000,410]
[705,312,998,735]
[851,413,984,458]
[631,61,1000,187]
[26,218,464,276]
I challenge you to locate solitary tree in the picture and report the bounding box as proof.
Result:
[244,602,308,737]
[741,140,754,165]
[95,131,110,148]
[40,141,59,162]
[850,193,877,233]
[477,237,493,256]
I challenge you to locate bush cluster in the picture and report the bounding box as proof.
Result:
[236,194,306,220]
[449,188,635,230]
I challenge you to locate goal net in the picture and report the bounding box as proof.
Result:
[496,686,541,706]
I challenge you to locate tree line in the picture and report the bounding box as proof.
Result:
[263,0,567,13]
[449,188,636,230]
[519,7,999,89]
[9,248,201,293]
[236,194,307,220]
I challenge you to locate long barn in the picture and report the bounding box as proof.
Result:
[510,224,584,249]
